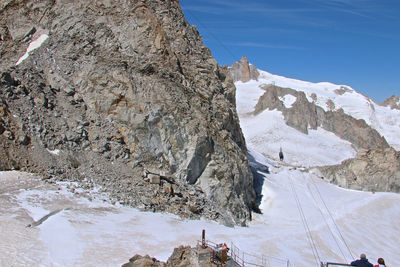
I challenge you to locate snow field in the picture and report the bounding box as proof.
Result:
[236,82,356,167]
[234,72,400,266]
[243,70,400,150]
[1,165,400,267]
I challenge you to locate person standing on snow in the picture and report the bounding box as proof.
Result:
[351,253,373,267]
[279,147,284,161]
[375,258,386,267]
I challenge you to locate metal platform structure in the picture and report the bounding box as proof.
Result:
[199,230,291,267]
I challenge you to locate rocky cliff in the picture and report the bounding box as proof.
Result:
[230,56,259,82]
[254,84,389,150]
[318,147,400,193]
[0,0,256,225]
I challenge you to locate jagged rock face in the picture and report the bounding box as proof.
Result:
[254,84,389,150]
[0,0,255,225]
[318,147,400,193]
[380,95,400,110]
[230,56,259,82]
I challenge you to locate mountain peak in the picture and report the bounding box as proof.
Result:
[380,95,400,110]
[230,56,259,82]
[240,55,249,63]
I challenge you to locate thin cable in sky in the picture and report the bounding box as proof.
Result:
[180,1,238,61]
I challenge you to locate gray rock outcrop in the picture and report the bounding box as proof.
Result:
[318,147,400,193]
[380,95,400,110]
[254,84,389,150]
[230,56,259,82]
[0,0,256,225]
[122,254,165,267]
[123,245,228,267]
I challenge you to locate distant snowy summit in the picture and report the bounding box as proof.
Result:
[230,57,400,151]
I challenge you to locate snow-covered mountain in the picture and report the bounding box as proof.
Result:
[233,57,400,194]
[232,57,400,153]
[236,79,357,167]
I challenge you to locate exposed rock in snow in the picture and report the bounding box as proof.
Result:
[254,84,389,150]
[319,147,400,193]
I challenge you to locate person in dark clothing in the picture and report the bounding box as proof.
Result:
[279,147,284,161]
[351,253,374,267]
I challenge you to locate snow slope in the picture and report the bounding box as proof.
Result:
[236,80,357,167]
[237,70,400,150]
[1,165,399,267]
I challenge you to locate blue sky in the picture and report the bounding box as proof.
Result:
[180,0,399,103]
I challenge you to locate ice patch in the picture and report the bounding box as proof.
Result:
[16,34,49,65]
[46,148,61,155]
[279,94,297,108]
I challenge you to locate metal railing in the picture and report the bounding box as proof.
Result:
[198,239,290,267]
[229,242,290,267]
[321,262,352,267]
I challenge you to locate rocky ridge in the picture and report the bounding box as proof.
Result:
[318,147,400,193]
[253,84,389,150]
[0,0,256,225]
